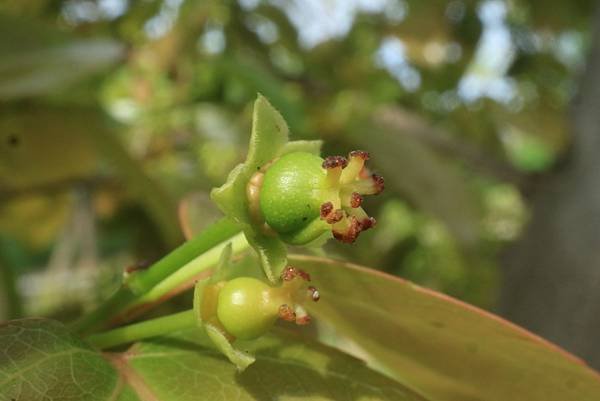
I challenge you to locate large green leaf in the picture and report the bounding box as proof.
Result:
[119,328,425,401]
[0,107,183,247]
[0,318,425,401]
[0,318,120,401]
[288,254,600,401]
[0,14,124,100]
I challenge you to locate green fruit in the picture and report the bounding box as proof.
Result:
[216,277,281,340]
[259,152,328,245]
[254,150,384,245]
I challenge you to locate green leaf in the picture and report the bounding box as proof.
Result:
[0,318,425,400]
[211,94,292,282]
[111,328,426,401]
[0,15,124,100]
[0,318,121,401]
[289,254,600,401]
[0,107,183,247]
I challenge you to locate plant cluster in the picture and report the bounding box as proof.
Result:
[84,94,384,370]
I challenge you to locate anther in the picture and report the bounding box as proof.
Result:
[361,217,376,230]
[323,156,347,188]
[308,286,320,302]
[281,266,311,282]
[349,150,369,160]
[350,192,362,208]
[332,216,362,244]
[322,156,348,169]
[279,304,296,322]
[320,202,343,224]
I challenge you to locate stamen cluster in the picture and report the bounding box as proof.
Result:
[320,150,384,243]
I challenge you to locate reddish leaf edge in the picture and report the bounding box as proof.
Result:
[288,253,600,379]
[102,230,600,383]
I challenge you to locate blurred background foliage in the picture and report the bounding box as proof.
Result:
[0,0,593,334]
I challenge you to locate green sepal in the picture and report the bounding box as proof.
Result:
[211,94,299,282]
[243,228,288,282]
[280,139,323,156]
[211,94,289,225]
[209,242,233,284]
[204,323,256,371]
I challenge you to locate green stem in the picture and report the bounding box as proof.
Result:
[126,217,241,293]
[72,217,242,334]
[87,309,196,349]
[126,232,248,308]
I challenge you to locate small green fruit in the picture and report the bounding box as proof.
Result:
[259,152,326,243]
[249,150,384,245]
[214,268,319,340]
[216,277,280,340]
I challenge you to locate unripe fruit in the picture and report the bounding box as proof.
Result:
[260,152,326,243]
[249,150,384,245]
[216,277,281,340]
[213,267,320,340]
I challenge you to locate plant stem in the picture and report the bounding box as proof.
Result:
[72,217,242,334]
[126,217,241,294]
[87,309,196,349]
[126,232,248,308]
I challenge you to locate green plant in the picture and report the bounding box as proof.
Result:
[86,94,377,370]
[2,95,600,401]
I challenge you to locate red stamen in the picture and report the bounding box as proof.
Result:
[349,150,370,160]
[322,155,348,169]
[320,202,343,224]
[333,216,362,244]
[279,304,296,322]
[350,192,363,208]
[361,217,377,230]
[281,266,311,281]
